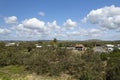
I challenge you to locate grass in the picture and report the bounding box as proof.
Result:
[0,65,75,80]
[0,65,25,80]
[16,73,75,80]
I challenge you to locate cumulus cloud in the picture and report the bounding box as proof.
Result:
[0,28,11,35]
[88,28,105,37]
[63,19,77,30]
[47,21,60,32]
[4,16,17,24]
[82,5,120,30]
[14,17,106,40]
[15,18,50,38]
[12,18,78,39]
[47,21,60,29]
[2,16,113,40]
[22,18,45,29]
[71,28,105,37]
[38,12,45,16]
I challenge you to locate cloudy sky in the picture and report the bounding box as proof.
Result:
[0,0,120,40]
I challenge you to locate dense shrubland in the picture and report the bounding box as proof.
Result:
[0,41,120,80]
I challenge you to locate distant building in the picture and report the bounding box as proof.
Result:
[36,45,42,48]
[60,47,75,50]
[75,44,86,51]
[106,44,114,52]
[5,42,15,46]
[106,44,114,48]
[95,44,101,47]
[16,43,19,47]
[47,45,52,47]
[117,44,120,47]
[117,44,120,50]
[107,47,114,51]
[35,44,42,48]
[93,47,107,53]
[118,47,120,50]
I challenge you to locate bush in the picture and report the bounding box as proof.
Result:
[79,73,90,80]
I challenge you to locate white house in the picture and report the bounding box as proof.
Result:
[35,44,42,48]
[117,44,120,47]
[106,44,114,52]
[117,44,120,50]
[106,44,114,48]
[5,42,15,46]
[107,47,114,52]
[118,47,120,50]
[36,45,42,48]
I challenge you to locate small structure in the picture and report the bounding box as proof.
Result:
[106,44,114,48]
[117,44,120,50]
[61,47,75,50]
[5,42,15,46]
[107,47,114,51]
[95,44,101,47]
[75,44,85,51]
[35,44,42,48]
[47,45,52,47]
[106,44,114,52]
[16,43,19,46]
[36,45,42,48]
[118,47,120,50]
[117,44,120,47]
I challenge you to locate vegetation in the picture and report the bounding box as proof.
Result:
[0,40,119,80]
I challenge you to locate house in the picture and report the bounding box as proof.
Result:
[75,44,85,51]
[93,46,107,53]
[117,44,120,50]
[95,44,101,47]
[61,47,75,50]
[5,42,15,46]
[118,47,120,50]
[36,45,42,48]
[106,44,114,52]
[35,44,42,48]
[117,44,120,47]
[47,45,52,47]
[107,47,114,51]
[106,44,114,47]
[16,43,19,47]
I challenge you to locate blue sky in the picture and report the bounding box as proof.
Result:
[0,0,120,40]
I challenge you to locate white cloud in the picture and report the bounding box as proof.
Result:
[63,19,77,30]
[13,18,78,39]
[13,17,107,40]
[88,28,105,37]
[4,16,17,24]
[15,18,49,38]
[47,20,60,33]
[0,28,11,35]
[89,29,101,34]
[2,16,115,40]
[66,28,107,40]
[83,5,120,30]
[38,12,45,16]
[22,18,45,29]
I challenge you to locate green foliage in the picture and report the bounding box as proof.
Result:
[0,65,25,80]
[24,48,69,76]
[0,41,119,80]
[100,53,109,61]
[106,51,120,80]
[113,47,120,53]
[79,73,90,80]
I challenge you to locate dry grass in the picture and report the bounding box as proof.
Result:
[13,73,75,80]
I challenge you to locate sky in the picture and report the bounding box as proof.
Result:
[0,0,120,40]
